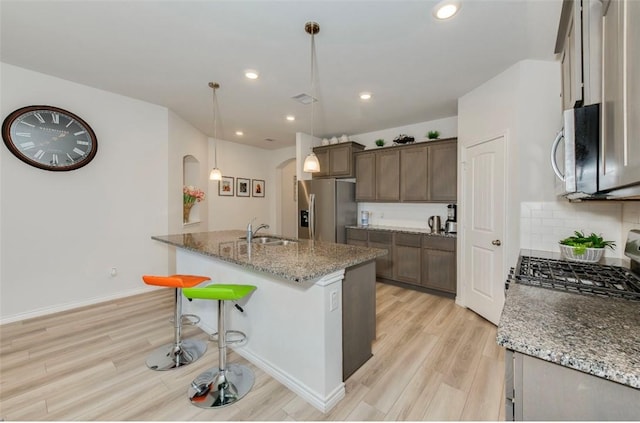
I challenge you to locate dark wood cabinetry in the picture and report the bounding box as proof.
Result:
[393,233,422,284]
[400,145,429,201]
[355,152,376,201]
[428,141,457,202]
[342,261,376,380]
[312,142,365,179]
[421,236,456,293]
[346,227,456,296]
[367,231,394,279]
[355,138,457,203]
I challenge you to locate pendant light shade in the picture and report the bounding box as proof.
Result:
[303,21,321,173]
[303,152,321,173]
[209,167,222,181]
[209,82,223,181]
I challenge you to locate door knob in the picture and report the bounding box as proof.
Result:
[492,239,501,246]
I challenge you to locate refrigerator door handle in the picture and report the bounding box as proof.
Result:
[309,193,316,241]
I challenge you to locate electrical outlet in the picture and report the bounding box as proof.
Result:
[330,290,338,311]
[110,267,118,277]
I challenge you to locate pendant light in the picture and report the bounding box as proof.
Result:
[209,81,222,181]
[302,21,321,173]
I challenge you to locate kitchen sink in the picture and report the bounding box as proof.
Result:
[238,236,298,246]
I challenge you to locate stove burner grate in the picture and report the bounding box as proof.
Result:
[512,256,640,301]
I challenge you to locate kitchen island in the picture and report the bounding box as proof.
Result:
[498,280,640,420]
[151,230,386,412]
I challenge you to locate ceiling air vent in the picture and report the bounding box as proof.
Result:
[291,93,317,105]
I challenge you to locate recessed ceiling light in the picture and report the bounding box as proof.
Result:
[244,70,259,79]
[433,0,460,20]
[286,115,296,121]
[235,131,244,136]
[360,92,372,100]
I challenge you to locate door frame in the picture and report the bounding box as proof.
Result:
[456,131,510,315]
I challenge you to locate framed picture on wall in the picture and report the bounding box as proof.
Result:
[252,179,265,197]
[219,176,234,196]
[236,178,250,197]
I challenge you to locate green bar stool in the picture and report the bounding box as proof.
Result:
[142,274,210,370]
[182,284,257,408]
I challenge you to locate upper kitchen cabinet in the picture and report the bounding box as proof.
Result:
[354,149,400,201]
[355,151,377,201]
[427,140,457,202]
[375,149,401,201]
[357,138,457,203]
[400,145,429,201]
[600,0,640,191]
[312,142,365,179]
[555,0,603,109]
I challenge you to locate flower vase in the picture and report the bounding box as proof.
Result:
[183,202,194,223]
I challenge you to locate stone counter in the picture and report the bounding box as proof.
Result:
[345,224,457,238]
[152,230,387,282]
[497,282,640,389]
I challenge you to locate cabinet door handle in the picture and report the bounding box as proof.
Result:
[492,239,502,246]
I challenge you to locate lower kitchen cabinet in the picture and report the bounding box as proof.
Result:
[346,227,456,296]
[368,231,394,279]
[505,350,640,421]
[421,236,456,294]
[393,233,422,284]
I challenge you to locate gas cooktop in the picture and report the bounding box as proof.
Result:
[510,255,640,301]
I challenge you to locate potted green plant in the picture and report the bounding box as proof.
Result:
[427,130,440,140]
[375,139,385,147]
[559,231,615,262]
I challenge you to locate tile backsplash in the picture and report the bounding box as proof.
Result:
[357,202,450,230]
[520,201,632,258]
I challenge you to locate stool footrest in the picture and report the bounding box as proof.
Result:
[209,330,247,345]
[169,314,201,326]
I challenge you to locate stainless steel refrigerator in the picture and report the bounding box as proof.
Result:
[298,179,357,244]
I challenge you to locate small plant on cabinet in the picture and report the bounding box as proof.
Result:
[427,130,440,139]
[375,139,385,147]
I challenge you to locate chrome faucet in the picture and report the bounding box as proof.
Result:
[246,219,269,243]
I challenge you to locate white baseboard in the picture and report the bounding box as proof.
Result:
[0,286,157,325]
[234,344,346,413]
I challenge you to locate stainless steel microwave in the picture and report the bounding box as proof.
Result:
[551,104,601,200]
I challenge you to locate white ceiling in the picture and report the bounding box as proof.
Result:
[1,0,562,149]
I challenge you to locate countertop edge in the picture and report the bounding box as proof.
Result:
[496,332,639,389]
[152,233,387,283]
[346,225,457,238]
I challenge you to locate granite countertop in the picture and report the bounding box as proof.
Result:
[497,282,640,389]
[346,224,457,238]
[152,230,387,283]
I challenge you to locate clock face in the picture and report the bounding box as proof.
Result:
[2,105,98,171]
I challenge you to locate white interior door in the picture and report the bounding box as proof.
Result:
[462,135,506,325]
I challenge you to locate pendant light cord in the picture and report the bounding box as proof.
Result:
[310,30,315,143]
[211,83,218,169]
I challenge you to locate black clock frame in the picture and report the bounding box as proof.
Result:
[2,105,98,171]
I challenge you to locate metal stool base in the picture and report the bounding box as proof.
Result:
[188,364,255,408]
[146,339,207,371]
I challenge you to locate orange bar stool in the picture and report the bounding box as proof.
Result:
[182,284,257,408]
[141,274,210,371]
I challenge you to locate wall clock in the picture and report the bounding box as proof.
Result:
[2,105,98,171]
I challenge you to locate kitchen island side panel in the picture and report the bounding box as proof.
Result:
[176,248,345,412]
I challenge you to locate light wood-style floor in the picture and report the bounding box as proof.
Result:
[0,283,505,421]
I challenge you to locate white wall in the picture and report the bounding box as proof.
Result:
[458,60,561,274]
[351,116,458,150]
[0,63,170,323]
[207,139,295,233]
[168,111,209,234]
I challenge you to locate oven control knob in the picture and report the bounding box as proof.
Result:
[492,239,502,246]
